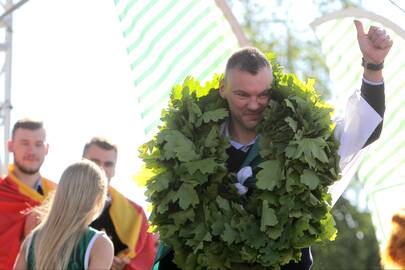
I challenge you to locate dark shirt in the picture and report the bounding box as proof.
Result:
[90,199,128,255]
[360,81,385,147]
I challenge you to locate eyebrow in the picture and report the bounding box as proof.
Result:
[104,161,115,166]
[18,139,44,143]
[233,88,271,94]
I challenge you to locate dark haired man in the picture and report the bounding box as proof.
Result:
[83,137,156,270]
[154,20,392,270]
[0,118,55,269]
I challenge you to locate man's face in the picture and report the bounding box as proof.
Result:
[8,128,48,175]
[220,67,273,133]
[83,144,117,183]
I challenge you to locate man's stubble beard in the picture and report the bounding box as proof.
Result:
[14,158,43,175]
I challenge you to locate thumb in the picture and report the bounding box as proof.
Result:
[354,20,365,37]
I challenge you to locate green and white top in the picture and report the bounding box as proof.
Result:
[26,227,104,270]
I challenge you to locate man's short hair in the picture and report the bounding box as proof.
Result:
[82,137,118,157]
[12,118,44,138]
[225,47,271,75]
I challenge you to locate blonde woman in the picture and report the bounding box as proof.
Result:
[13,160,114,270]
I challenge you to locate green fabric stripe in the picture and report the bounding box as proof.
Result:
[359,99,405,167]
[378,100,405,127]
[124,0,178,43]
[114,0,120,6]
[129,7,208,69]
[369,194,386,239]
[319,20,343,51]
[166,31,225,87]
[149,33,225,107]
[363,100,405,161]
[331,69,362,97]
[197,48,231,81]
[323,23,353,57]
[331,58,358,84]
[328,45,356,71]
[363,147,405,187]
[118,0,137,21]
[141,90,171,118]
[362,126,405,183]
[386,81,405,103]
[145,118,161,134]
[372,155,405,187]
[122,1,160,38]
[141,36,226,119]
[369,182,405,195]
[141,48,233,118]
[317,19,345,47]
[385,61,405,88]
[130,3,208,65]
[137,20,219,99]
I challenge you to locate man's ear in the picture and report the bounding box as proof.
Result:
[44,143,49,155]
[7,140,13,152]
[219,77,226,98]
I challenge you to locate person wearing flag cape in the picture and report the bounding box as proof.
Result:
[0,118,55,270]
[82,137,157,270]
[152,20,393,269]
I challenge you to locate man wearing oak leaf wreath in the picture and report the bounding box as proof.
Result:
[154,19,393,270]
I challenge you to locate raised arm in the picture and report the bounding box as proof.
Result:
[355,20,392,147]
[330,20,393,204]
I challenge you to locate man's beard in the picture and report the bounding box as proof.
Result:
[14,159,42,175]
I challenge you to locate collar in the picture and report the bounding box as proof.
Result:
[221,119,258,152]
[34,178,43,194]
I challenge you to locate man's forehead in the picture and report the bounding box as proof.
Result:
[225,67,273,92]
[85,144,117,159]
[14,128,46,140]
[226,67,272,82]
[226,66,272,75]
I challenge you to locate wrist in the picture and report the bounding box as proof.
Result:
[363,69,383,83]
[362,57,384,71]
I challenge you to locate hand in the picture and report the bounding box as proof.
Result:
[153,233,160,249]
[24,211,41,237]
[110,255,130,270]
[354,20,393,64]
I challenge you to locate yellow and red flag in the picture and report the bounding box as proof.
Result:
[0,165,54,270]
[110,187,156,270]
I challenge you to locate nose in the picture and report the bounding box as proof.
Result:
[25,144,34,153]
[247,97,260,111]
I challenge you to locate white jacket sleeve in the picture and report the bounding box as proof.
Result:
[329,89,383,205]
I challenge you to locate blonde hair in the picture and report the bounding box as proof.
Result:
[31,160,108,270]
[381,209,405,269]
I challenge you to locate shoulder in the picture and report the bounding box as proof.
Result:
[0,175,14,189]
[88,233,114,269]
[93,233,114,253]
[42,178,57,189]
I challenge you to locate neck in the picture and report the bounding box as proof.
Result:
[229,122,257,145]
[13,167,41,189]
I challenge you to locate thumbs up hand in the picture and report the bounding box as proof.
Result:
[354,20,393,65]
